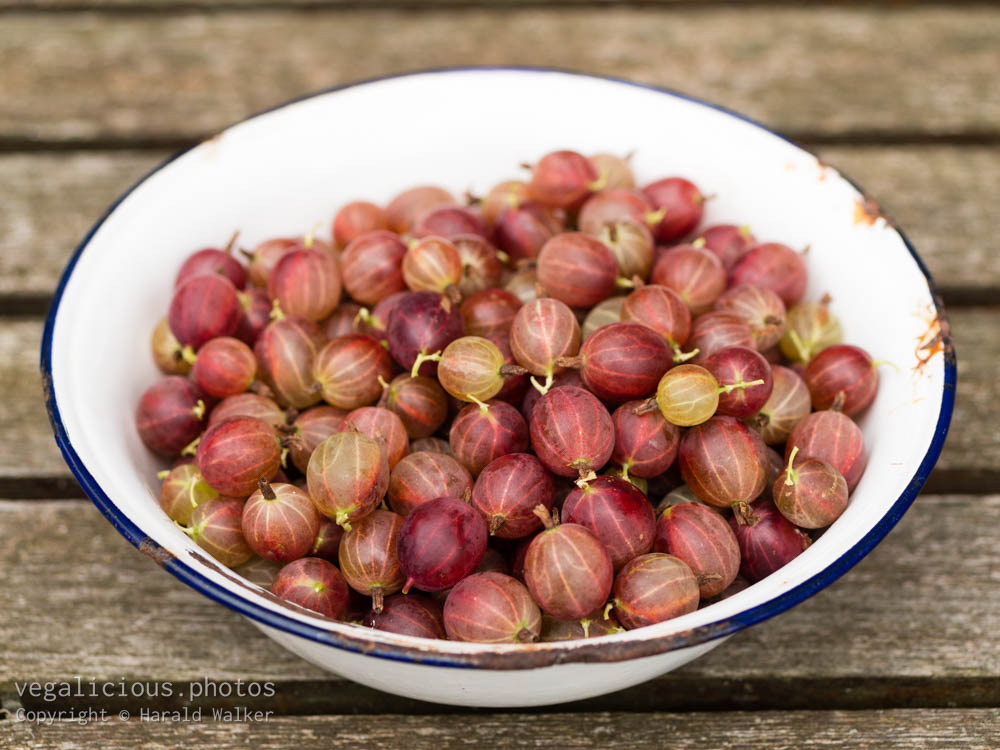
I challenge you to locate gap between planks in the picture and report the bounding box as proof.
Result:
[1,710,998,750]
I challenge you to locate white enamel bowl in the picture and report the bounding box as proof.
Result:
[42,68,955,708]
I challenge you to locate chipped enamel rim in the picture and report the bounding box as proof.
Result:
[41,67,955,670]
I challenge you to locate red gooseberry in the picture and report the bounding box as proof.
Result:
[175,241,247,290]
[678,416,768,519]
[444,572,542,643]
[387,451,473,517]
[385,291,465,377]
[158,463,218,525]
[135,377,207,456]
[696,224,756,270]
[413,205,488,240]
[191,336,257,399]
[611,401,681,479]
[377,373,449,439]
[751,365,812,445]
[332,200,389,248]
[642,177,705,242]
[804,344,880,416]
[612,553,699,629]
[397,497,488,593]
[339,406,410,469]
[495,201,564,263]
[654,502,739,598]
[461,288,522,338]
[241,479,321,562]
[786,407,867,492]
[271,557,350,619]
[340,230,408,305]
[385,185,455,234]
[402,236,463,299]
[365,593,446,639]
[196,416,282,498]
[254,316,326,409]
[338,509,406,612]
[306,431,390,529]
[529,386,614,479]
[510,297,581,392]
[773,447,849,529]
[181,497,254,568]
[537,232,619,309]
[313,334,395,411]
[559,321,672,402]
[703,345,774,418]
[651,243,726,315]
[168,274,243,351]
[450,400,530,477]
[529,150,603,209]
[714,284,787,350]
[523,505,613,620]
[728,242,808,307]
[728,500,811,582]
[268,248,342,322]
[561,475,656,570]
[470,452,554,538]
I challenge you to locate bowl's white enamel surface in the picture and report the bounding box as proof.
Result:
[44,69,952,708]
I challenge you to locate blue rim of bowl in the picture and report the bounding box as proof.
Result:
[40,66,956,670]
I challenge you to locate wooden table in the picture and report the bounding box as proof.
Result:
[1,2,998,747]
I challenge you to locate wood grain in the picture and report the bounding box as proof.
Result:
[0,311,987,494]
[2,494,998,713]
[3,710,1000,750]
[0,7,997,145]
[2,146,999,303]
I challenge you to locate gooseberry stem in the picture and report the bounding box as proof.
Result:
[354,307,373,327]
[410,350,442,378]
[633,397,659,416]
[672,343,699,363]
[788,329,810,363]
[575,470,597,489]
[645,207,666,226]
[269,298,285,321]
[259,478,277,500]
[586,169,608,193]
[532,504,557,530]
[499,363,528,377]
[717,378,765,395]
[191,399,206,420]
[181,436,200,456]
[530,372,554,395]
[303,220,322,250]
[334,510,353,531]
[603,602,614,620]
[784,446,800,486]
[467,393,491,413]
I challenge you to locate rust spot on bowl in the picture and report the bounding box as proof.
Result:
[913,302,955,373]
[139,537,176,566]
[853,198,881,226]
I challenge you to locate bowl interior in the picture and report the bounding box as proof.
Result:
[46,69,950,665]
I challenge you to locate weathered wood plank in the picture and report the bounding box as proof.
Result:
[6,0,986,9]
[2,495,998,714]
[2,146,999,302]
[3,710,1000,750]
[0,311,988,493]
[0,8,997,144]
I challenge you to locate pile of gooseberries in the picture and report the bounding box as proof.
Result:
[139,149,882,642]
